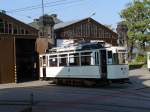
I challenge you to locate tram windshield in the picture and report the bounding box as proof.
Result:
[107,51,127,65]
[113,53,127,64]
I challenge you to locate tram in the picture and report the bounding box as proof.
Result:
[147,52,150,71]
[39,42,129,85]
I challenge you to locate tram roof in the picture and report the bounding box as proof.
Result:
[47,41,106,52]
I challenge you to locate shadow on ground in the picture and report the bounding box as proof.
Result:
[0,68,149,112]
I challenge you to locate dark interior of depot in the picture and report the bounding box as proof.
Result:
[15,39,39,82]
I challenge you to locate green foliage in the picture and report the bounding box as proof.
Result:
[129,62,146,70]
[129,53,147,69]
[135,54,147,63]
[120,0,150,55]
[38,14,55,27]
[129,63,143,69]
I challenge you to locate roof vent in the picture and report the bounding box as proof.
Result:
[0,10,6,14]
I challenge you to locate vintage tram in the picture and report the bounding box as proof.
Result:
[39,42,129,85]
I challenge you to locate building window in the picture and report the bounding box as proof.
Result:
[9,24,12,34]
[13,26,18,34]
[21,29,25,34]
[0,19,4,33]
[4,21,8,34]
[25,30,29,34]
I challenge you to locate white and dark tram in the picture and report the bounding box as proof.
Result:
[39,42,129,85]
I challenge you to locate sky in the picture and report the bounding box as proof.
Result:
[0,0,133,29]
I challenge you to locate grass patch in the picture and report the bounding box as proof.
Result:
[129,62,146,70]
[129,54,148,70]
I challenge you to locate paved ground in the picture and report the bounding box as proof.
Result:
[0,68,149,112]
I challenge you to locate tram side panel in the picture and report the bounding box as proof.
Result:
[107,65,129,79]
[39,53,101,79]
[45,66,100,79]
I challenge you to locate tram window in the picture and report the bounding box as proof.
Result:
[69,53,79,57]
[59,54,67,66]
[118,53,126,64]
[81,52,92,55]
[39,57,42,67]
[81,56,91,65]
[49,58,57,67]
[95,52,99,65]
[49,55,57,58]
[59,58,67,66]
[108,51,112,58]
[81,52,92,66]
[112,53,119,64]
[69,53,80,66]
[43,56,45,62]
[42,56,47,66]
[107,51,112,64]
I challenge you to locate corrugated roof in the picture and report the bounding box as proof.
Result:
[29,18,88,30]
[0,12,38,31]
[29,21,40,30]
[54,18,88,30]
[28,17,117,36]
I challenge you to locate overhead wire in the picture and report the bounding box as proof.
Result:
[7,0,86,13]
[7,0,68,13]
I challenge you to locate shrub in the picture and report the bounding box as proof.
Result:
[135,54,146,64]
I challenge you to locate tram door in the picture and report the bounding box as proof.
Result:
[42,56,46,78]
[100,50,107,79]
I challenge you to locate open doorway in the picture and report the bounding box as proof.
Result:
[15,38,39,82]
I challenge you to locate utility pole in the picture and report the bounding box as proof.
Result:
[42,0,44,37]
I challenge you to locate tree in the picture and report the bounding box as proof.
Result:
[120,0,150,59]
[38,14,55,27]
[104,24,115,31]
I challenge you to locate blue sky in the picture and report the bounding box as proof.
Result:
[0,0,132,29]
